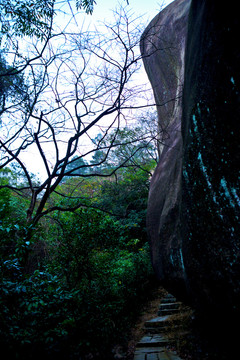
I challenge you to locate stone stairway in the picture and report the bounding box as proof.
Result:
[133,294,184,360]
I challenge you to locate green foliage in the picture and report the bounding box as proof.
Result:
[0,0,103,51]
[0,159,157,359]
[65,156,90,176]
[99,165,153,214]
[0,0,55,42]
[45,207,153,357]
[90,126,157,174]
[0,261,81,359]
[0,0,116,44]
[0,54,27,113]
[0,2,158,356]
[76,0,96,14]
[0,177,30,263]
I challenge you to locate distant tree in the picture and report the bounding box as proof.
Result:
[52,119,158,224]
[65,156,89,175]
[91,107,160,173]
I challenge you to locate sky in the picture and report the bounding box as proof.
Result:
[21,0,175,179]
[90,0,174,23]
[57,0,175,31]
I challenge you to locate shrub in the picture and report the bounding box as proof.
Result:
[0,162,156,359]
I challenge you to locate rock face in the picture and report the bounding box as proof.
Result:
[182,0,240,317]
[140,0,191,300]
[142,0,240,317]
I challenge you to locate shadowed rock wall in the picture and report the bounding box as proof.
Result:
[142,0,240,317]
[182,0,240,316]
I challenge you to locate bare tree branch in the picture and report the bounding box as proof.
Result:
[0,5,168,227]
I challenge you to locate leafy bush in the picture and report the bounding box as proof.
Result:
[0,162,157,359]
[0,261,79,359]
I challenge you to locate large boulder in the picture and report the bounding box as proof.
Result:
[140,0,191,300]
[142,0,240,319]
[182,0,240,317]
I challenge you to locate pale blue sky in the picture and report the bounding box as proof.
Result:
[57,0,175,31]
[23,0,175,177]
[91,0,174,23]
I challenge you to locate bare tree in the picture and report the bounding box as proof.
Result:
[0,5,159,229]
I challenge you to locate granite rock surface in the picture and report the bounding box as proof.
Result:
[141,0,240,317]
[141,0,191,299]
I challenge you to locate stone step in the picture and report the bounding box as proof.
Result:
[144,316,180,335]
[134,346,164,360]
[145,316,170,329]
[134,347,183,360]
[158,308,180,316]
[160,294,176,304]
[137,334,173,348]
[133,293,185,360]
[145,327,168,334]
[159,302,181,311]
